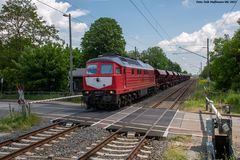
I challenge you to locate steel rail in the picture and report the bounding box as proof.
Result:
[126,104,171,159]
[78,80,194,160]
[126,80,194,159]
[0,124,80,160]
[78,128,122,160]
[0,123,59,148]
[169,80,194,109]
[152,80,190,108]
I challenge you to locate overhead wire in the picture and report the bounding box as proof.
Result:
[128,0,165,40]
[219,0,239,29]
[63,0,97,20]
[139,0,172,41]
[35,0,88,24]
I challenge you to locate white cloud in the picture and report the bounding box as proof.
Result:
[33,0,88,47]
[0,0,89,47]
[69,9,89,18]
[158,11,240,74]
[182,0,189,6]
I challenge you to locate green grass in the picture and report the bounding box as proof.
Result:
[181,79,207,112]
[0,113,41,132]
[164,145,187,160]
[169,135,191,143]
[182,79,240,114]
[164,136,190,160]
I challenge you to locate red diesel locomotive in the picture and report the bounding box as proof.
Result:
[82,54,190,109]
[83,54,156,109]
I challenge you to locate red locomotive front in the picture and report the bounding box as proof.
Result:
[82,54,155,109]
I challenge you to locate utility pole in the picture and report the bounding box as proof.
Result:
[134,46,138,59]
[207,38,210,82]
[200,62,202,73]
[63,13,73,95]
[1,78,3,94]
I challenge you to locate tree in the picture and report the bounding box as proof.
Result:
[63,47,86,69]
[14,43,68,91]
[81,17,126,61]
[0,0,60,45]
[203,29,240,91]
[0,0,63,91]
[135,46,182,72]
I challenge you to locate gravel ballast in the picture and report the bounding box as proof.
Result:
[33,126,110,158]
[148,139,167,160]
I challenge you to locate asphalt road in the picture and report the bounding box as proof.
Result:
[0,101,123,122]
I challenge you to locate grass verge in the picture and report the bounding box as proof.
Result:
[163,136,190,160]
[0,113,41,132]
[182,79,240,114]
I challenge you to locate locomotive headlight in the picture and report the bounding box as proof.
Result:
[109,90,115,94]
[85,91,89,94]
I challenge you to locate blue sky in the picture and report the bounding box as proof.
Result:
[60,0,239,74]
[65,0,239,48]
[1,0,239,74]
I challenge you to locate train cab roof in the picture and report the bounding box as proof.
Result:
[87,54,154,70]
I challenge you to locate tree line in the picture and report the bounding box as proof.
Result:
[0,0,183,92]
[200,28,240,91]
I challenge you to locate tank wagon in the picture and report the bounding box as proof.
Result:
[82,54,190,109]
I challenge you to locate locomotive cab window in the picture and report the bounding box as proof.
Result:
[101,64,113,74]
[116,66,121,74]
[86,64,97,74]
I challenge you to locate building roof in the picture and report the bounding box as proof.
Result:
[71,68,86,77]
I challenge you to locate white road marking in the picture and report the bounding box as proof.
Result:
[163,109,179,137]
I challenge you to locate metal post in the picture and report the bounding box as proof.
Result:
[207,38,210,82]
[1,78,3,94]
[206,99,208,111]
[9,104,12,118]
[69,14,73,95]
[64,13,73,95]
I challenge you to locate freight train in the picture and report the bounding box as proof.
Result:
[82,54,190,109]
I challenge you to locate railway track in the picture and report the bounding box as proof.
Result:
[0,122,80,160]
[151,79,195,109]
[78,108,171,159]
[77,81,195,160]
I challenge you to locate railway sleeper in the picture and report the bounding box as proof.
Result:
[111,140,139,145]
[1,146,20,151]
[20,139,38,143]
[95,152,129,157]
[101,147,132,152]
[106,143,135,148]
